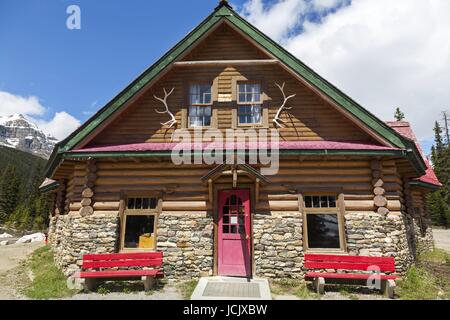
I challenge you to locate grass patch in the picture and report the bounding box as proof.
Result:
[22,246,77,299]
[397,249,450,300]
[270,279,319,299]
[177,279,198,300]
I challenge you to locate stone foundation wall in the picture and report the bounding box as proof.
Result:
[412,217,435,255]
[49,213,119,276]
[345,212,414,273]
[157,213,214,279]
[48,212,214,279]
[48,209,426,279]
[253,212,303,278]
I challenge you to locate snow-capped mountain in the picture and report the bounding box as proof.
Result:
[0,114,57,159]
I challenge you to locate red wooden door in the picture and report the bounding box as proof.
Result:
[218,189,251,277]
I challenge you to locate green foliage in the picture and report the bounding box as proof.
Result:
[96,286,111,295]
[427,122,450,227]
[270,279,319,299]
[394,107,406,121]
[23,246,77,299]
[398,250,450,300]
[0,146,50,230]
[176,279,198,300]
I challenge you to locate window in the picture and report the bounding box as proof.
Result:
[303,195,345,251]
[189,84,212,127]
[120,196,160,251]
[237,83,262,125]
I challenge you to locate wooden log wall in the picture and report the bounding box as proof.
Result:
[86,25,374,147]
[182,23,269,61]
[62,157,406,217]
[55,179,67,216]
[79,159,96,217]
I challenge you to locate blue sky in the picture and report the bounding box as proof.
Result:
[0,0,244,124]
[1,0,448,156]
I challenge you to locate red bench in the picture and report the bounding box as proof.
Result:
[304,254,399,298]
[76,252,164,292]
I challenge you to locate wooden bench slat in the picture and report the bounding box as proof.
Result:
[305,254,395,265]
[304,261,395,272]
[83,252,163,261]
[305,272,398,280]
[83,258,163,269]
[79,269,164,279]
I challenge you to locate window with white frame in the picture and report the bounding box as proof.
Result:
[237,83,262,125]
[303,195,345,251]
[121,196,160,250]
[189,84,212,127]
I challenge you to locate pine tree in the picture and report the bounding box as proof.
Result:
[0,165,21,223]
[395,107,406,121]
[427,121,450,227]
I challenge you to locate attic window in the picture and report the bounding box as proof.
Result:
[189,84,212,127]
[237,83,262,125]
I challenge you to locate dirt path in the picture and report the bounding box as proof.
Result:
[433,228,450,252]
[0,242,44,300]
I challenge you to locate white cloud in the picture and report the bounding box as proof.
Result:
[0,91,45,116]
[0,91,80,140]
[241,0,308,41]
[34,112,81,141]
[240,0,450,147]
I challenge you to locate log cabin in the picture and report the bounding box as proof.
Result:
[41,1,441,280]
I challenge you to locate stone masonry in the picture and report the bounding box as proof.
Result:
[157,213,214,279]
[253,212,303,278]
[49,213,119,276]
[48,209,429,279]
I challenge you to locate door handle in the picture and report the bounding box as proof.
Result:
[246,235,250,240]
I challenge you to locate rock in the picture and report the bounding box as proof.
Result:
[0,240,13,246]
[0,232,13,239]
[16,232,45,244]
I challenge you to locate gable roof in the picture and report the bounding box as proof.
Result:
[387,121,442,189]
[44,1,427,178]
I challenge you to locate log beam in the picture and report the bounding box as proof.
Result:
[79,159,96,217]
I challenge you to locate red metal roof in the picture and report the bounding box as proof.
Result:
[72,140,399,153]
[386,121,442,187]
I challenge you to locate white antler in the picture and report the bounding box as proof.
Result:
[273,82,296,128]
[154,88,177,128]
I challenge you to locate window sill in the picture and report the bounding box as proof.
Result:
[304,249,348,255]
[237,124,268,129]
[120,248,157,253]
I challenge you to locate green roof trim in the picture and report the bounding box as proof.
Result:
[62,149,407,160]
[409,180,441,191]
[39,181,59,193]
[45,3,426,177]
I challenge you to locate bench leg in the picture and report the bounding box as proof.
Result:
[142,276,156,292]
[80,278,98,293]
[314,277,325,295]
[382,280,396,299]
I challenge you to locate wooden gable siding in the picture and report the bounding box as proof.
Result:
[87,63,374,146]
[65,157,403,216]
[181,23,270,61]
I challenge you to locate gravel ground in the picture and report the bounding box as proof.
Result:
[0,242,44,300]
[433,228,450,252]
[70,284,183,300]
[0,227,448,300]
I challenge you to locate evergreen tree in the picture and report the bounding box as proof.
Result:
[395,107,406,121]
[427,121,450,227]
[0,165,21,223]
